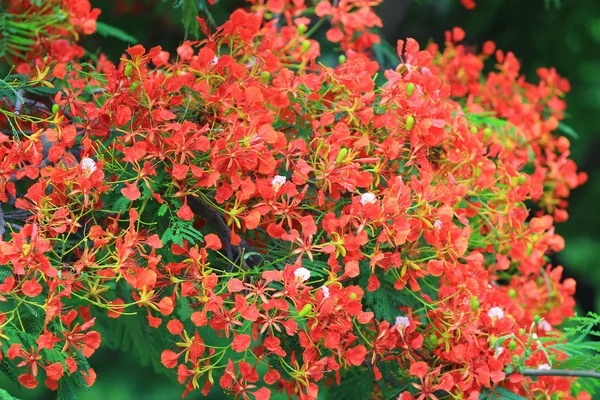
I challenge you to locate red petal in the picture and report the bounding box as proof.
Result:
[204,233,222,250]
[22,279,43,297]
[177,202,194,221]
[167,319,184,335]
[121,182,141,201]
[161,350,179,369]
[231,333,251,352]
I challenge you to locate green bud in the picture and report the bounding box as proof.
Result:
[509,340,517,351]
[483,127,492,141]
[124,64,133,77]
[349,293,358,300]
[470,296,479,310]
[297,24,307,35]
[405,115,415,131]
[336,148,348,164]
[508,288,517,299]
[406,82,415,97]
[301,40,311,54]
[470,126,478,134]
[519,175,526,185]
[298,303,312,318]
[534,315,540,324]
[429,334,438,345]
[130,82,139,92]
[260,71,271,82]
[52,103,59,114]
[338,54,347,64]
[519,328,526,335]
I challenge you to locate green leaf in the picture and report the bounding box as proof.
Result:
[480,387,528,400]
[94,21,138,44]
[555,354,600,370]
[326,371,374,400]
[558,122,580,140]
[0,388,21,400]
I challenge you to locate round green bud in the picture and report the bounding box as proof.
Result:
[298,303,312,318]
[405,115,415,131]
[509,340,517,351]
[52,103,60,114]
[336,148,348,164]
[260,71,271,81]
[519,175,526,185]
[130,82,139,92]
[124,64,133,77]
[470,126,478,134]
[349,292,358,300]
[508,288,517,299]
[519,328,526,335]
[470,296,479,310]
[406,82,415,97]
[534,315,540,324]
[297,24,307,35]
[483,127,492,141]
[429,334,438,345]
[301,40,311,54]
[338,54,347,64]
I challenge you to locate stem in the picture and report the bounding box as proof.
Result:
[523,369,600,379]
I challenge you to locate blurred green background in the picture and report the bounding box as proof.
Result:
[2,0,600,398]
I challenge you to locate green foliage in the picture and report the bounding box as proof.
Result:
[558,122,581,140]
[0,5,62,59]
[0,388,20,400]
[161,218,204,246]
[169,0,215,38]
[94,306,171,374]
[480,387,528,400]
[547,312,600,395]
[326,370,374,400]
[94,22,137,44]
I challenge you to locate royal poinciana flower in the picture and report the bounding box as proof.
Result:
[0,0,588,399]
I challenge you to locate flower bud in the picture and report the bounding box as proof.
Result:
[260,71,271,82]
[301,40,311,54]
[52,103,59,114]
[509,340,517,351]
[124,64,133,77]
[297,24,307,35]
[406,82,415,97]
[336,148,348,164]
[338,54,347,64]
[470,296,479,310]
[405,115,414,131]
[483,127,492,141]
[298,303,312,318]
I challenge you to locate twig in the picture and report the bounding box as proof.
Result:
[522,369,600,379]
[13,89,25,115]
[187,197,262,270]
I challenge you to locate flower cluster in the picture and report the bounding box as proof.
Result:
[0,0,100,75]
[0,0,587,399]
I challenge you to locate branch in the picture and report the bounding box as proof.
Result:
[523,368,600,379]
[187,197,262,270]
[13,89,25,115]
